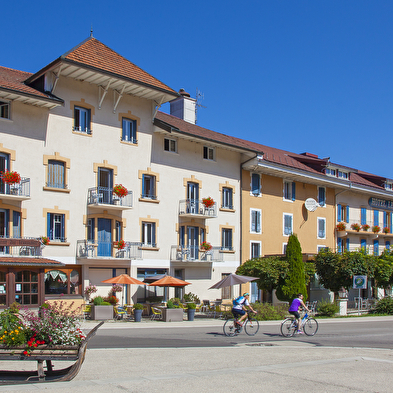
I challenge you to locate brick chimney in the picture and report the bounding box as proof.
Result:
[170,89,196,124]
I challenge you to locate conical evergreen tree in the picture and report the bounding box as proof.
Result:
[276,233,307,302]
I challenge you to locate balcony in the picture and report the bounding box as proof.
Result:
[0,237,42,256]
[337,219,393,238]
[87,187,133,211]
[0,178,30,201]
[76,240,142,259]
[179,200,217,218]
[170,245,223,262]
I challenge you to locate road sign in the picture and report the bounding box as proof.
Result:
[353,275,367,289]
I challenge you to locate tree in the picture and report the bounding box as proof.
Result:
[236,256,288,302]
[374,250,393,295]
[276,234,307,302]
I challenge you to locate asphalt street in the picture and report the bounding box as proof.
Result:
[0,316,391,393]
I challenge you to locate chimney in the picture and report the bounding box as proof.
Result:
[170,89,196,124]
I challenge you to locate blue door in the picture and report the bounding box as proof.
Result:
[188,226,199,260]
[98,218,112,256]
[98,168,113,204]
[187,182,199,214]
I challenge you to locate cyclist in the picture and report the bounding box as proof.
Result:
[288,293,310,334]
[232,292,256,327]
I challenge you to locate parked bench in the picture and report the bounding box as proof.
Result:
[0,321,104,385]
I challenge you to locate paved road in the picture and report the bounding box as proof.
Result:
[0,316,392,393]
[88,315,393,349]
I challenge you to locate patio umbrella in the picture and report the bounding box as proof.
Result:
[102,274,145,305]
[148,275,191,301]
[208,273,258,289]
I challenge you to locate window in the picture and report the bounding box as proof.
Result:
[337,204,349,223]
[142,174,156,199]
[15,270,38,305]
[317,218,326,239]
[283,213,293,236]
[87,218,95,241]
[251,242,261,259]
[122,118,137,143]
[0,101,10,119]
[142,222,156,247]
[74,106,91,134]
[47,160,65,189]
[221,228,233,250]
[13,211,21,238]
[318,187,326,207]
[47,213,65,242]
[222,187,233,209]
[203,146,215,161]
[164,138,177,153]
[283,181,295,201]
[250,209,261,233]
[317,245,327,252]
[45,268,80,295]
[251,173,261,196]
[338,170,348,179]
[326,168,336,177]
[385,182,393,191]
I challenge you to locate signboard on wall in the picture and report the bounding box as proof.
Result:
[368,197,393,211]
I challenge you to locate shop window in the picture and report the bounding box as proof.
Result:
[15,270,38,305]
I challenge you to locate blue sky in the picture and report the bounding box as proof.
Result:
[3,1,393,178]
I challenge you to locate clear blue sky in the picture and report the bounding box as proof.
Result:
[3,1,393,178]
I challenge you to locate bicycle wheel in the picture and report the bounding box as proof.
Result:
[280,318,296,337]
[303,317,318,336]
[223,319,238,336]
[244,317,259,336]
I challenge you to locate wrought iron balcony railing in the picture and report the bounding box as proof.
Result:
[76,240,142,259]
[0,178,30,198]
[179,199,217,218]
[170,245,223,262]
[87,187,133,208]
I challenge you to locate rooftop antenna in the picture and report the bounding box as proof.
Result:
[195,88,206,124]
[90,24,93,37]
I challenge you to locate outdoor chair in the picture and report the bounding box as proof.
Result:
[114,306,126,320]
[82,304,91,320]
[150,307,162,320]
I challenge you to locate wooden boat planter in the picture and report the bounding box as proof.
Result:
[0,321,104,385]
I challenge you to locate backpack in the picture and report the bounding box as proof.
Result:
[232,296,244,306]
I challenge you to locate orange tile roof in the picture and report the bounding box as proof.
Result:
[0,66,61,101]
[0,257,64,267]
[61,37,177,94]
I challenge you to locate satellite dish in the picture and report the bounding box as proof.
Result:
[305,198,318,212]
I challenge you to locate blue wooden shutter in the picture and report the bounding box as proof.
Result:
[346,238,350,251]
[346,206,350,223]
[384,212,387,229]
[361,208,366,226]
[291,182,296,201]
[374,210,379,226]
[337,238,342,253]
[374,239,379,255]
[386,241,390,250]
[61,215,65,241]
[361,239,367,250]
[47,213,52,239]
[390,213,393,234]
[337,204,342,221]
[319,187,325,207]
[142,175,145,197]
[152,223,156,246]
[257,211,261,232]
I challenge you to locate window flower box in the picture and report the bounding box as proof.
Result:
[1,170,21,185]
[200,241,212,251]
[336,222,346,231]
[202,197,214,208]
[372,225,381,234]
[362,224,370,231]
[383,227,390,234]
[351,223,361,232]
[113,184,128,198]
[40,236,50,246]
[114,239,126,250]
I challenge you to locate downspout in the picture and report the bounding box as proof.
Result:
[239,153,259,296]
[334,182,352,253]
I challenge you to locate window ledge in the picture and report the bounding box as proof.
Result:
[121,140,138,146]
[139,198,160,204]
[219,208,235,213]
[46,242,70,247]
[72,130,93,137]
[43,186,71,193]
[219,249,235,254]
[139,246,159,251]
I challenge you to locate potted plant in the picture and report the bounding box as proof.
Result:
[384,227,390,234]
[1,170,21,185]
[114,239,126,250]
[362,224,370,231]
[40,236,50,246]
[336,222,346,231]
[187,302,196,321]
[90,296,113,320]
[133,303,143,322]
[84,283,97,302]
[200,241,212,251]
[162,298,184,322]
[113,184,128,198]
[351,223,361,232]
[372,225,381,234]
[202,197,214,208]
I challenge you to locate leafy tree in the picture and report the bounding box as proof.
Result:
[374,250,393,294]
[276,234,307,302]
[236,256,288,301]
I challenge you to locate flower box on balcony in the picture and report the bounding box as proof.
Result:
[362,224,370,231]
[1,170,21,185]
[351,223,361,232]
[202,197,214,208]
[372,225,381,234]
[336,222,346,231]
[200,241,212,251]
[113,184,128,198]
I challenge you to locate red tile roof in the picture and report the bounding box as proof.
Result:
[0,257,64,267]
[0,66,60,101]
[57,37,177,95]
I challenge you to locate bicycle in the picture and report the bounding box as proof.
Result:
[223,311,259,336]
[280,312,318,337]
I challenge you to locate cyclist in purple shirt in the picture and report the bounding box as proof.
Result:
[288,293,309,334]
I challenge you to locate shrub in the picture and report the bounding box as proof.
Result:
[166,300,174,309]
[183,292,200,304]
[133,303,143,310]
[104,296,119,305]
[316,300,339,317]
[187,303,196,309]
[168,298,182,308]
[372,297,393,314]
[251,302,288,321]
[92,296,104,305]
